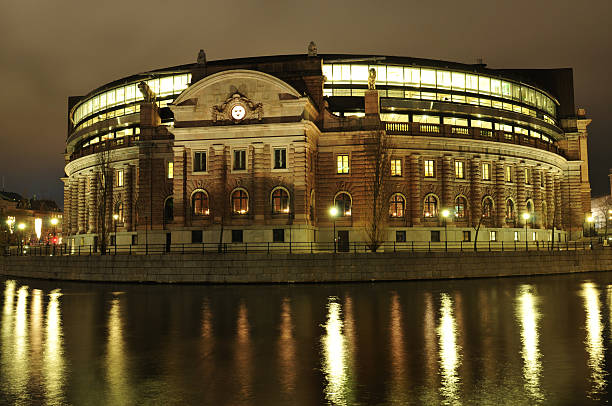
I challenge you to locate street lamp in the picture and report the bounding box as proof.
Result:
[441,209,450,252]
[329,206,338,253]
[17,223,26,254]
[113,214,119,255]
[522,213,530,251]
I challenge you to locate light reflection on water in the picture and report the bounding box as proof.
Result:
[437,293,462,405]
[515,284,544,403]
[2,274,612,404]
[581,282,607,399]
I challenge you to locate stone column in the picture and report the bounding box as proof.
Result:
[62,178,71,236]
[123,165,134,231]
[554,173,562,230]
[442,155,453,211]
[172,148,186,226]
[292,143,308,223]
[516,164,526,218]
[494,160,506,228]
[469,157,482,227]
[252,144,266,221]
[533,168,543,229]
[78,176,87,234]
[70,177,78,235]
[87,172,98,233]
[545,170,554,229]
[409,154,421,226]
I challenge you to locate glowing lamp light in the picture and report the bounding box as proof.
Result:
[329,207,338,217]
[113,214,119,221]
[586,216,594,223]
[442,209,450,218]
[34,218,42,239]
[17,223,26,230]
[522,213,531,221]
[50,218,59,226]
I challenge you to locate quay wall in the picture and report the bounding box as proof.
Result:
[1,250,612,284]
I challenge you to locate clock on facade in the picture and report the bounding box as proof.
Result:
[230,104,246,121]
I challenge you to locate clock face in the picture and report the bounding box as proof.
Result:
[231,105,246,121]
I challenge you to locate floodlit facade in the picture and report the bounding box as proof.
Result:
[62,48,592,250]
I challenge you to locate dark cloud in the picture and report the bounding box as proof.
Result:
[1,0,610,206]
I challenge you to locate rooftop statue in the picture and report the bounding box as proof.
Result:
[308,41,317,57]
[368,68,376,90]
[197,49,206,65]
[137,81,156,102]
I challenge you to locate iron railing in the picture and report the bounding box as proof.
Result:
[2,240,599,257]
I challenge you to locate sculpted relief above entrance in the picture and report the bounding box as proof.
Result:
[211,92,263,124]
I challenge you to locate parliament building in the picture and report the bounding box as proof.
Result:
[62,46,592,250]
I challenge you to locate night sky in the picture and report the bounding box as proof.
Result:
[1,0,610,207]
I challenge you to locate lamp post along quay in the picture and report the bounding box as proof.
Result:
[522,212,531,251]
[442,209,450,252]
[329,206,338,253]
[113,214,119,255]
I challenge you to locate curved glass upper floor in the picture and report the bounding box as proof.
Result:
[322,63,558,120]
[71,73,191,131]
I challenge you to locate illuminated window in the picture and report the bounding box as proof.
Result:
[231,189,249,214]
[482,197,494,218]
[455,196,467,218]
[233,150,247,171]
[114,202,124,223]
[167,162,173,179]
[337,154,349,174]
[455,161,464,179]
[505,166,512,182]
[490,231,497,241]
[389,193,405,218]
[423,194,438,217]
[514,231,520,241]
[506,199,516,220]
[463,231,471,242]
[274,148,286,169]
[525,168,531,184]
[334,192,352,216]
[192,190,209,216]
[194,152,207,172]
[116,169,124,187]
[391,159,402,177]
[271,188,290,214]
[482,163,491,180]
[424,160,435,178]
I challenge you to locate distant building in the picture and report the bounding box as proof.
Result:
[1,191,62,244]
[62,48,593,249]
[590,169,612,236]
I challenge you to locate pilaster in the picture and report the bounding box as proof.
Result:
[469,157,482,227]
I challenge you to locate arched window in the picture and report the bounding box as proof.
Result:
[191,190,209,216]
[389,193,405,218]
[231,189,249,214]
[482,197,494,218]
[506,199,515,219]
[334,192,352,216]
[423,194,438,218]
[526,199,534,214]
[114,202,124,223]
[455,196,467,219]
[271,188,290,214]
[163,197,174,223]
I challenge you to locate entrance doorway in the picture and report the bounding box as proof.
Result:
[337,230,349,252]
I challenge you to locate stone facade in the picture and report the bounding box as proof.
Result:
[62,54,593,250]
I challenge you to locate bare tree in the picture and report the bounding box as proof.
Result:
[472,214,485,252]
[365,130,392,252]
[95,147,112,255]
[593,196,612,240]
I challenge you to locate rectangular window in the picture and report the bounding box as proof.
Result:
[455,161,464,179]
[273,229,285,242]
[482,163,491,180]
[191,230,203,243]
[463,231,471,242]
[396,230,406,242]
[234,150,246,171]
[231,230,243,243]
[167,162,173,179]
[514,231,520,241]
[490,231,497,241]
[532,232,536,241]
[431,230,440,242]
[525,168,531,184]
[274,148,287,169]
[131,234,138,245]
[424,160,435,178]
[391,159,402,177]
[116,169,124,187]
[337,154,349,174]
[194,152,207,172]
[505,166,512,182]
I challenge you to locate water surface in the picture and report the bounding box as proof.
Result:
[2,272,612,405]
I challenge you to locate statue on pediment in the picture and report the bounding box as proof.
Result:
[138,81,156,102]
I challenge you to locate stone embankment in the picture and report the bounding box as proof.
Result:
[1,249,612,284]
